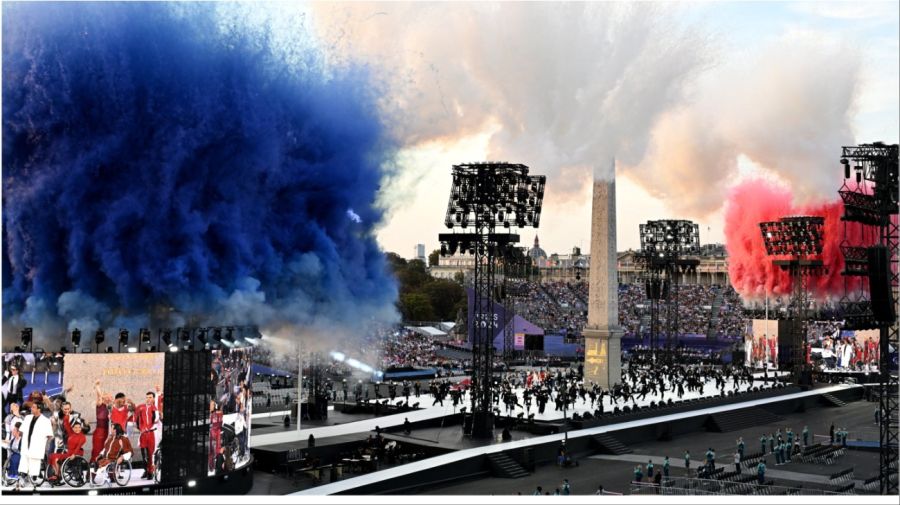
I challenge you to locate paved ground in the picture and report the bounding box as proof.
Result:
[416,399,880,495]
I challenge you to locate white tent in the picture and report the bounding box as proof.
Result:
[406,326,448,339]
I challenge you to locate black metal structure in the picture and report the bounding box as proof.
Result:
[759,216,826,385]
[162,350,213,484]
[838,142,898,495]
[439,162,545,438]
[636,220,700,361]
[499,246,529,361]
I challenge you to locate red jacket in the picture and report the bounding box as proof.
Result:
[62,432,87,458]
[110,405,131,430]
[135,403,158,432]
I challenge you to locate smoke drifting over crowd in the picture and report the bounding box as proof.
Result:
[2,3,399,347]
[724,179,873,302]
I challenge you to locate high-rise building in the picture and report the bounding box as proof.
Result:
[415,243,426,261]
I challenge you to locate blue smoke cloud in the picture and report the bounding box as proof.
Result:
[2,2,399,345]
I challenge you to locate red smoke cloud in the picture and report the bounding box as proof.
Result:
[725,179,872,302]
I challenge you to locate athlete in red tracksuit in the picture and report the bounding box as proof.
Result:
[134,392,158,479]
[110,393,131,433]
[209,400,223,473]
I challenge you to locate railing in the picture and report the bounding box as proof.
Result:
[629,476,854,495]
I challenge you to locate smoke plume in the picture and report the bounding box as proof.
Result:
[311,3,864,222]
[311,1,710,197]
[2,3,399,348]
[724,179,874,302]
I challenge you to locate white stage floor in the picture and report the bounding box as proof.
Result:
[0,468,154,493]
[293,383,858,495]
[250,371,787,447]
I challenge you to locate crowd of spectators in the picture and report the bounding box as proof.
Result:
[509,281,750,340]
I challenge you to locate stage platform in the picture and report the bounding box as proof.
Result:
[250,371,787,447]
[292,383,862,495]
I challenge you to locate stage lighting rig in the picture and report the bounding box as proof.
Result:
[837,142,898,495]
[71,329,82,353]
[162,329,174,348]
[94,330,105,353]
[118,328,129,352]
[197,327,210,347]
[438,162,545,438]
[636,220,701,356]
[20,327,33,352]
[759,215,826,385]
[139,328,151,351]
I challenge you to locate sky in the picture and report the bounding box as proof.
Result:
[293,1,900,258]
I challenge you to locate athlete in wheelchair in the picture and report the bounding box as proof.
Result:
[91,423,134,486]
[47,419,89,487]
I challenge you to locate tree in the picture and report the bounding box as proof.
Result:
[424,279,465,321]
[399,293,436,322]
[428,249,441,267]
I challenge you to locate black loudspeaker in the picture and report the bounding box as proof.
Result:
[524,334,544,351]
[868,246,896,323]
[777,319,799,368]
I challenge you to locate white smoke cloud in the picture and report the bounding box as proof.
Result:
[628,30,862,217]
[57,290,111,337]
[312,1,711,189]
[311,2,867,220]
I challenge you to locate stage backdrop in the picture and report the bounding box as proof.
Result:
[745,319,779,368]
[64,352,165,425]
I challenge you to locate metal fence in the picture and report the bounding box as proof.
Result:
[629,477,854,496]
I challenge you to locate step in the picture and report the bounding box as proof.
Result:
[592,433,633,455]
[487,453,530,479]
[821,393,847,408]
[707,407,783,433]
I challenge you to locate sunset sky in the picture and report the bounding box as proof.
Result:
[296,1,899,257]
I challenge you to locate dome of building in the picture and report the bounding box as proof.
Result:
[528,235,547,264]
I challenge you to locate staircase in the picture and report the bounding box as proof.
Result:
[707,407,783,433]
[706,286,724,341]
[486,453,530,479]
[821,393,847,408]
[591,433,633,455]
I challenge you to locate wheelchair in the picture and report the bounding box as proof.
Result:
[7,456,47,488]
[58,455,90,488]
[153,446,162,484]
[91,451,133,487]
[2,453,20,487]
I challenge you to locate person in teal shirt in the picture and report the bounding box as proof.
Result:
[757,459,766,484]
[737,437,745,461]
[647,460,654,480]
[684,450,691,475]
[760,435,767,454]
[663,456,670,478]
[774,441,782,465]
[634,464,643,482]
[802,426,809,447]
[787,428,794,448]
[769,433,775,454]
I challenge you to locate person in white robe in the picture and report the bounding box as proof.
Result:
[18,401,53,480]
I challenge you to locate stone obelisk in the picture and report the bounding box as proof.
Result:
[582,159,623,389]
